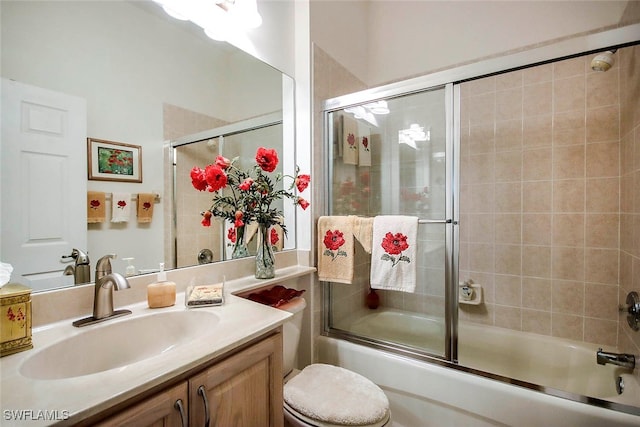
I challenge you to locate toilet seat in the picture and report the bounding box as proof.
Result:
[283,364,390,427]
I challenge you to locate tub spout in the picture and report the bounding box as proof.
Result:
[596,348,635,370]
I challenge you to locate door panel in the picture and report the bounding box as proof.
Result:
[1,79,87,290]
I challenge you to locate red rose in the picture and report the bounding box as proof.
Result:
[204,164,228,191]
[381,232,409,255]
[239,178,253,191]
[270,228,279,245]
[295,174,310,193]
[215,155,231,169]
[255,147,279,172]
[143,202,151,210]
[234,211,244,228]
[117,200,127,208]
[90,199,101,208]
[362,136,369,148]
[323,230,345,251]
[297,197,310,210]
[227,227,237,243]
[190,166,208,191]
[201,211,212,227]
[347,133,355,146]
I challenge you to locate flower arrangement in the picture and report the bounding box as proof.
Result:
[190,146,310,248]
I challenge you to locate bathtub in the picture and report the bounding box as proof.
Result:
[322,309,640,426]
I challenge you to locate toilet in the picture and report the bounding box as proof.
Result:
[279,297,390,427]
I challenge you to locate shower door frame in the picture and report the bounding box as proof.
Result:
[322,81,460,364]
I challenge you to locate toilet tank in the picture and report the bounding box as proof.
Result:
[278,297,306,376]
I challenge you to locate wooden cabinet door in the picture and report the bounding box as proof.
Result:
[94,382,188,427]
[190,333,283,427]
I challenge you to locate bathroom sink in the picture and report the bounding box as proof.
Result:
[20,310,219,380]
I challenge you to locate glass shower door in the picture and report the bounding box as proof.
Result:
[324,84,455,360]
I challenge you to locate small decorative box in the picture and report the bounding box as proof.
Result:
[1,283,33,357]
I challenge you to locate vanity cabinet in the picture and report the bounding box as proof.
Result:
[93,331,283,427]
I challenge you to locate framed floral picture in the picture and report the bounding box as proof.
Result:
[87,138,142,182]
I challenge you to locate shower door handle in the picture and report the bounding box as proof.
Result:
[417,219,456,224]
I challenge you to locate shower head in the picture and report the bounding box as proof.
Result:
[590,50,616,72]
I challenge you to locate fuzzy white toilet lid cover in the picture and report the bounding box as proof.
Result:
[283,363,389,425]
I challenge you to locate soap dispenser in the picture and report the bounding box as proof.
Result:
[122,257,136,277]
[147,263,176,308]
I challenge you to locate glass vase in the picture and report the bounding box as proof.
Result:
[231,226,249,259]
[255,223,275,279]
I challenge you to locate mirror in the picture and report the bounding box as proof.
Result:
[0,0,295,292]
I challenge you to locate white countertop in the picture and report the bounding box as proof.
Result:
[0,291,292,426]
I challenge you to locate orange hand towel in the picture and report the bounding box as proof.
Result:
[317,216,355,284]
[87,191,106,223]
[137,193,155,223]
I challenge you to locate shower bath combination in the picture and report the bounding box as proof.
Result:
[322,43,640,423]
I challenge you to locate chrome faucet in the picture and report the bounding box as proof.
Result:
[596,348,636,370]
[72,254,132,327]
[61,248,91,285]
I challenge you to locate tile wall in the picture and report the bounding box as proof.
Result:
[459,48,637,347]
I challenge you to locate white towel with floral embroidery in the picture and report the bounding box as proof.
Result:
[111,192,131,223]
[370,215,418,292]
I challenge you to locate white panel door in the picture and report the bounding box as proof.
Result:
[1,79,87,291]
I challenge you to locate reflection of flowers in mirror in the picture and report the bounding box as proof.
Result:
[190,147,310,239]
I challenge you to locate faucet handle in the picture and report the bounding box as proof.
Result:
[96,254,117,277]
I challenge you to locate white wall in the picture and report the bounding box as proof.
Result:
[311,0,631,86]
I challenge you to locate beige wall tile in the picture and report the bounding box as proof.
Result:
[494,305,522,330]
[523,63,552,84]
[468,214,495,243]
[585,283,619,320]
[496,70,523,90]
[495,151,522,182]
[522,214,551,245]
[553,213,585,247]
[523,181,552,212]
[523,82,552,117]
[495,119,523,151]
[552,247,585,281]
[586,141,619,178]
[553,179,585,213]
[554,56,586,79]
[522,245,551,278]
[495,213,522,244]
[496,87,523,121]
[553,110,586,146]
[586,178,619,212]
[495,182,522,213]
[552,312,584,341]
[523,147,552,181]
[554,76,586,113]
[552,279,585,315]
[494,274,522,306]
[522,277,551,310]
[495,244,522,275]
[553,145,585,179]
[584,318,617,346]
[585,248,619,285]
[523,114,552,149]
[522,309,552,335]
[586,71,619,109]
[585,213,619,248]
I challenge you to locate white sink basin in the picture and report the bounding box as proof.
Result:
[20,310,219,380]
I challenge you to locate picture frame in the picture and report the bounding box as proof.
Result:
[87,138,142,183]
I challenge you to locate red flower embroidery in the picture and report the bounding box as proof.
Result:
[380,232,411,266]
[205,164,228,192]
[117,200,127,209]
[143,202,152,210]
[227,227,237,243]
[295,174,310,192]
[362,136,369,149]
[347,133,356,148]
[90,199,101,209]
[255,147,279,172]
[270,228,279,246]
[322,230,348,260]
